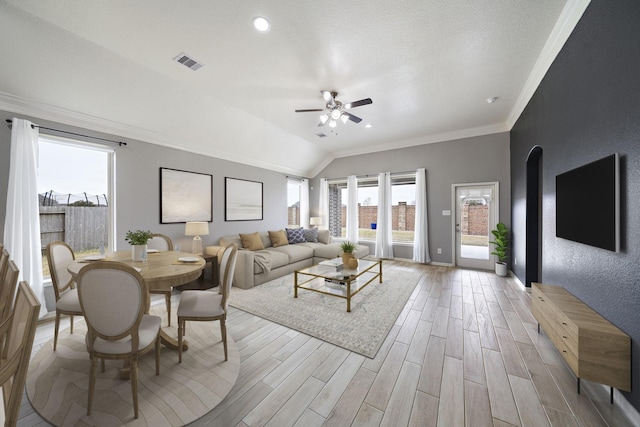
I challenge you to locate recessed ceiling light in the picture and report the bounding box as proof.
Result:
[253,17,270,32]
[486,97,498,104]
[365,124,372,128]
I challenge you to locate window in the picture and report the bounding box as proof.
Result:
[287,179,302,227]
[38,135,114,279]
[326,172,416,242]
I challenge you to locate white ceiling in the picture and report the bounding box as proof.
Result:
[0,0,589,177]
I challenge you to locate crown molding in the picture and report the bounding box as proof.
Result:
[506,0,591,128]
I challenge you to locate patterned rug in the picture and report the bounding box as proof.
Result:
[26,306,240,427]
[228,264,423,358]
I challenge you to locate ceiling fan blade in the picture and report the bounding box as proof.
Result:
[321,90,333,103]
[343,112,363,123]
[344,98,372,109]
[295,108,324,113]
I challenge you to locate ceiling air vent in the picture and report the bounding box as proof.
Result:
[174,53,204,71]
[316,133,327,138]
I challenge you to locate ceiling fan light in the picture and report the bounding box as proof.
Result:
[329,120,337,128]
[319,114,329,124]
[253,17,270,32]
[340,114,349,124]
[330,109,342,120]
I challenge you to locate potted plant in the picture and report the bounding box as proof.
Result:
[490,222,509,276]
[340,240,358,268]
[125,229,153,261]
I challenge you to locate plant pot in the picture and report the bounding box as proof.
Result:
[348,257,359,269]
[495,261,507,277]
[131,244,147,261]
[342,253,353,266]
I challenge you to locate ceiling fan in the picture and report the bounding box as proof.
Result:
[295,90,372,127]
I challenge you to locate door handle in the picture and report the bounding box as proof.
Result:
[455,223,461,232]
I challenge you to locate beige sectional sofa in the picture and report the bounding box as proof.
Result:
[206,229,369,289]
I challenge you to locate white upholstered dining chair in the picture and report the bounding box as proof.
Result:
[147,233,174,326]
[47,241,83,351]
[77,262,161,419]
[0,281,40,427]
[177,243,238,363]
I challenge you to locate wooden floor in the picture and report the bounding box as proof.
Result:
[18,262,636,426]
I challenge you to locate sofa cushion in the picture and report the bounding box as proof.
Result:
[313,243,343,260]
[268,229,289,247]
[239,232,264,251]
[302,228,318,242]
[253,249,289,274]
[286,227,305,244]
[317,229,331,244]
[271,245,314,263]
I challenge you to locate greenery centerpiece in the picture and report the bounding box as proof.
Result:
[490,222,509,276]
[125,229,153,261]
[340,240,358,268]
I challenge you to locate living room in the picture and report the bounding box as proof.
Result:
[1,0,640,425]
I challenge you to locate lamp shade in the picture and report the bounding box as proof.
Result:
[310,217,322,226]
[185,221,209,236]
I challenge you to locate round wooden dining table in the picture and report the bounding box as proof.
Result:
[68,249,205,351]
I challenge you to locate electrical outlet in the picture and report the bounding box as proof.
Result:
[437,248,442,254]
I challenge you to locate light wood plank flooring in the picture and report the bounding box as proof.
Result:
[18,262,636,426]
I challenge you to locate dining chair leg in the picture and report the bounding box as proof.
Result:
[54,313,60,351]
[155,336,161,375]
[220,319,227,361]
[165,293,171,327]
[87,356,97,415]
[178,319,184,363]
[131,357,139,419]
[70,315,74,334]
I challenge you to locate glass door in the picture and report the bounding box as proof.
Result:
[454,183,498,270]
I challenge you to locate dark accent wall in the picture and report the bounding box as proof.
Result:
[511,0,640,410]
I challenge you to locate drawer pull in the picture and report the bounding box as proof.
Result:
[563,336,567,339]
[562,322,568,325]
[563,350,567,353]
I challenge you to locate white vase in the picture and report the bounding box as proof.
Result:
[131,244,147,261]
[495,262,507,277]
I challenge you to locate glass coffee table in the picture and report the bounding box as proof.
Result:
[294,259,383,312]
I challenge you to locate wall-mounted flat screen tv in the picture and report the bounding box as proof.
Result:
[556,153,619,252]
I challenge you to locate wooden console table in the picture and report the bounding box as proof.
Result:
[531,282,630,403]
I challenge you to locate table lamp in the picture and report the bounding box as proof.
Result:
[185,221,209,255]
[310,217,322,228]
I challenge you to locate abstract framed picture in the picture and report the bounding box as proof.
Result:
[160,167,212,223]
[225,177,263,221]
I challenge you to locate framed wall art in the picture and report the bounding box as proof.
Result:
[225,177,263,221]
[160,167,212,223]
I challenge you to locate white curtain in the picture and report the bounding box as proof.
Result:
[300,179,309,228]
[375,172,394,258]
[413,168,431,263]
[346,175,359,242]
[3,118,47,317]
[318,178,329,230]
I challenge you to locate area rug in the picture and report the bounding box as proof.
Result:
[26,306,240,427]
[228,264,423,358]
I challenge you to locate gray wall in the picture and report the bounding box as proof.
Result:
[510,0,640,410]
[312,132,511,263]
[0,109,288,250]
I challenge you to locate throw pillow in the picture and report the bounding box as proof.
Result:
[303,228,318,243]
[239,232,264,251]
[268,229,289,247]
[286,227,306,244]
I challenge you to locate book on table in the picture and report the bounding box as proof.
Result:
[319,258,343,271]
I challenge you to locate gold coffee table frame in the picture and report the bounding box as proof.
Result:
[294,259,382,312]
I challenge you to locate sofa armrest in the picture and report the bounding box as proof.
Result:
[233,249,256,289]
[205,245,225,264]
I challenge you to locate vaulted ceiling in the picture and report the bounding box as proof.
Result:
[0,0,589,177]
